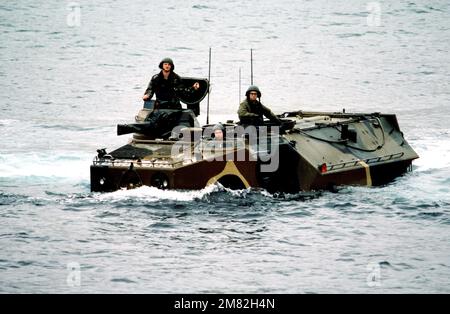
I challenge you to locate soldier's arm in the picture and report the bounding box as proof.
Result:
[144,75,157,99]
[238,102,259,118]
[172,74,188,93]
[173,75,199,94]
[262,105,282,125]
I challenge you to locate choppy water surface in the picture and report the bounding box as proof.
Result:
[1,0,449,293]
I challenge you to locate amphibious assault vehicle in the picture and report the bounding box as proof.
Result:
[90,78,418,193]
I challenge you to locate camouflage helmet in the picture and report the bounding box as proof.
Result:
[159,57,175,71]
[213,123,225,132]
[245,85,261,97]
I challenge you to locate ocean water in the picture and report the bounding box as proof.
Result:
[1,0,449,293]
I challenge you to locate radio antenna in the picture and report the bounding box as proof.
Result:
[250,48,254,85]
[206,47,211,124]
[239,67,241,104]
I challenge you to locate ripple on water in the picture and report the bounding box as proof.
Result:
[110,278,137,284]
[1,0,450,294]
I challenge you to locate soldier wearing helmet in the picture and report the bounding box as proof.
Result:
[142,57,200,109]
[238,85,281,125]
[212,123,225,141]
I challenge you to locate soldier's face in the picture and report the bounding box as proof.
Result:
[214,130,223,140]
[162,63,172,71]
[249,92,258,101]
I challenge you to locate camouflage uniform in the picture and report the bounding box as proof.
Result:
[144,58,182,109]
[144,71,182,109]
[238,86,281,125]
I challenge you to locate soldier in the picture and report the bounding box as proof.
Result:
[238,85,282,125]
[213,123,225,141]
[142,57,200,109]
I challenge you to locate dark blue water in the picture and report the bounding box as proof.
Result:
[1,0,449,293]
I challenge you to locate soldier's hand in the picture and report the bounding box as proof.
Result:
[142,94,150,100]
[193,82,200,90]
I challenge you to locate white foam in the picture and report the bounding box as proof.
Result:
[412,137,450,171]
[95,184,221,202]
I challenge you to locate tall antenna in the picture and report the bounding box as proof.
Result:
[250,48,254,85]
[206,47,211,124]
[239,67,241,104]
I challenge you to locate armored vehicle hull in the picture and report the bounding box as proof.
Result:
[90,109,418,193]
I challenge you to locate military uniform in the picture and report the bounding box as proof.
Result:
[144,71,182,109]
[238,99,281,125]
[144,57,184,109]
[238,85,281,125]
